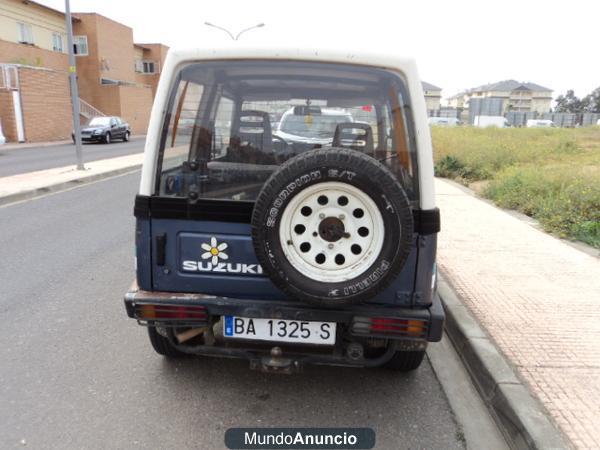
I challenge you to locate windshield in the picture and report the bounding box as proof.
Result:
[279,114,351,139]
[157,60,417,202]
[88,117,111,126]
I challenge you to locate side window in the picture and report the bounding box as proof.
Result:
[161,80,204,172]
[214,97,234,159]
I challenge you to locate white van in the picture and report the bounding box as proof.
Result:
[526,119,556,128]
[473,116,509,128]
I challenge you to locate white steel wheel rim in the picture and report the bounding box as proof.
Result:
[279,181,385,283]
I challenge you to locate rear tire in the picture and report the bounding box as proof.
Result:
[148,327,187,358]
[251,147,413,307]
[104,132,111,144]
[123,131,130,142]
[384,350,425,371]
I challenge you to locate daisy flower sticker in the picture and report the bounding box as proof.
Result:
[201,237,228,265]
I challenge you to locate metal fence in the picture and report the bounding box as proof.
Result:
[581,113,600,126]
[468,98,505,124]
[427,108,462,119]
[505,111,537,127]
[428,105,600,127]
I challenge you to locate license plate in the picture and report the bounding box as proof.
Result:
[223,316,336,345]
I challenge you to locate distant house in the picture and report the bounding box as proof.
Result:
[422,81,442,111]
[447,80,552,114]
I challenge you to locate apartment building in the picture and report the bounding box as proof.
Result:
[0,0,168,143]
[447,80,553,114]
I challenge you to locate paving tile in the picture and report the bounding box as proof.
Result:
[436,178,600,449]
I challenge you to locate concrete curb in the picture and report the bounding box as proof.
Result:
[437,275,570,450]
[0,163,141,207]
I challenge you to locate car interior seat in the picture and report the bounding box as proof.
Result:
[332,122,374,152]
[227,110,274,164]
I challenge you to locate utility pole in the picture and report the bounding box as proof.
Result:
[65,0,84,170]
[204,22,264,41]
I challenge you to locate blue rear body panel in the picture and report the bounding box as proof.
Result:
[138,218,421,306]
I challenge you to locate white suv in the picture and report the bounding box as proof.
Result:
[276,107,353,146]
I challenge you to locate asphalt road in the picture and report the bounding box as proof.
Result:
[0,172,495,449]
[0,138,145,177]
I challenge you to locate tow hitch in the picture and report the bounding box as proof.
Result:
[250,347,301,374]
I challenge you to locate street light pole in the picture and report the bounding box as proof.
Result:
[65,0,84,170]
[235,23,264,40]
[204,22,264,41]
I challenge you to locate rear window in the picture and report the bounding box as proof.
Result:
[156,60,418,202]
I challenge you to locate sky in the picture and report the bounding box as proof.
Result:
[39,0,599,103]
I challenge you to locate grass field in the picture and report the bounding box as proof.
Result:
[431,126,600,248]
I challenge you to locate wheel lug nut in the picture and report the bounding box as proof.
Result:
[339,214,345,220]
[328,243,334,249]
[319,213,325,219]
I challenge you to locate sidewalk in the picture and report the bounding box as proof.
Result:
[0,139,72,151]
[0,153,144,206]
[436,178,600,449]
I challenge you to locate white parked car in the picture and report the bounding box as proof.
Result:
[428,117,461,127]
[526,119,556,128]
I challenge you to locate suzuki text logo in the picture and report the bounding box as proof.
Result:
[182,237,264,275]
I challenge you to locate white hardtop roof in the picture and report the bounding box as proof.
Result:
[164,45,417,74]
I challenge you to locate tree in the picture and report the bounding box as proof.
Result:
[581,87,600,113]
[554,90,583,113]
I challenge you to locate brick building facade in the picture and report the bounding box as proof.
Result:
[0,0,168,143]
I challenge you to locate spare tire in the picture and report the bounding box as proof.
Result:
[251,148,414,307]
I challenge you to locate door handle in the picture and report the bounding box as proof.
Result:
[155,234,166,266]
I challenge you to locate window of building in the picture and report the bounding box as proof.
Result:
[73,36,88,56]
[17,22,33,44]
[135,60,157,74]
[143,61,155,74]
[52,33,63,52]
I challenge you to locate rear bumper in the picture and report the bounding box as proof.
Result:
[81,135,103,142]
[124,284,444,369]
[124,283,444,342]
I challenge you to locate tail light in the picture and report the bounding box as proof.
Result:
[352,316,428,339]
[134,303,208,324]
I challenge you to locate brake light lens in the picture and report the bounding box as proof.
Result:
[135,304,207,321]
[352,316,428,339]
